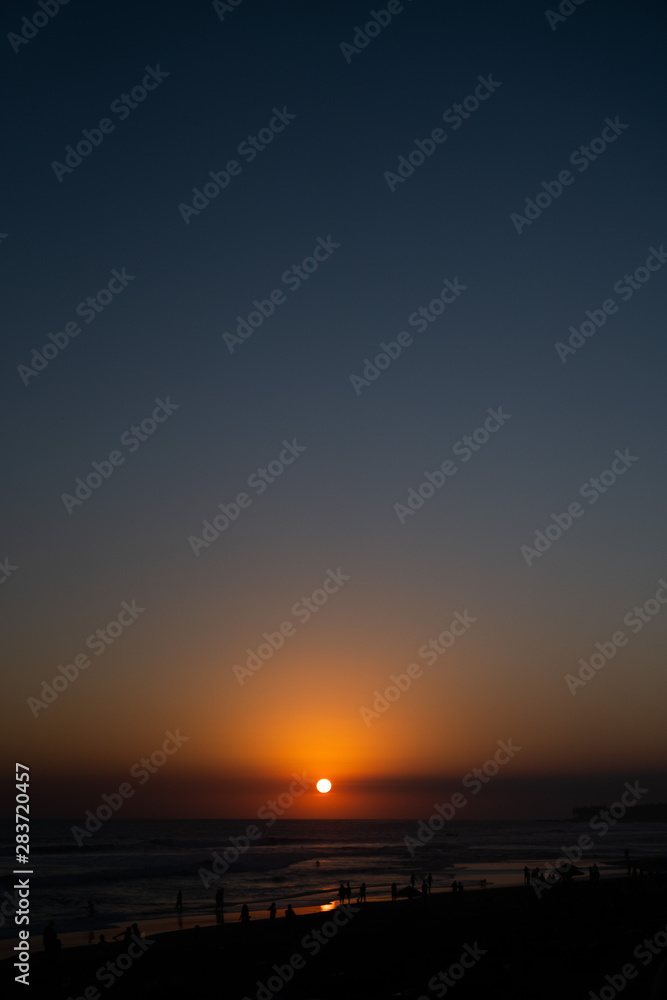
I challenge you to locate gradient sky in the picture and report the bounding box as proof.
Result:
[2,0,666,820]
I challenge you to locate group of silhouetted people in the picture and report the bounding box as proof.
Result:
[239,901,298,923]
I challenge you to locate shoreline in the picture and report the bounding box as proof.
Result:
[0,856,630,960]
[3,873,666,998]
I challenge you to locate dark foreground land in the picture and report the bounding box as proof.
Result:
[4,877,667,999]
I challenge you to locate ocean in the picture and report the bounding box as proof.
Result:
[2,817,665,943]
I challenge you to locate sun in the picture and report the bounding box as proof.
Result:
[316,778,332,793]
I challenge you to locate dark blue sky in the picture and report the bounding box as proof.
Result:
[2,0,667,817]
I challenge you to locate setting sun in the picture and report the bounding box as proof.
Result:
[316,778,332,793]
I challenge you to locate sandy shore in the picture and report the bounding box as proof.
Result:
[3,875,666,998]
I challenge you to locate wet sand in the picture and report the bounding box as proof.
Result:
[3,875,666,998]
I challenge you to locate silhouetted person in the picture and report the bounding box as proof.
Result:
[43,921,61,961]
[338,882,346,905]
[285,904,296,920]
[391,882,397,901]
[268,902,276,920]
[239,904,250,923]
[524,866,530,884]
[421,879,428,897]
[358,882,366,903]
[131,923,140,938]
[427,873,432,893]
[451,879,457,892]
[175,890,183,910]
[315,860,320,867]
[98,934,109,952]
[215,888,224,912]
[410,873,416,888]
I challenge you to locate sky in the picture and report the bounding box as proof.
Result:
[2,0,667,820]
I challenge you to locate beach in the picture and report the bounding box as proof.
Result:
[4,873,667,999]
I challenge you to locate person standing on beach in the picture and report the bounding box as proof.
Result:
[410,873,416,888]
[240,904,250,923]
[358,882,366,903]
[391,882,397,901]
[268,902,276,920]
[285,904,296,920]
[524,866,530,884]
[175,890,183,910]
[338,882,346,905]
[43,921,61,962]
